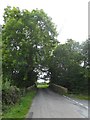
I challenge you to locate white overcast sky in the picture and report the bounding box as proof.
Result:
[0,0,88,43]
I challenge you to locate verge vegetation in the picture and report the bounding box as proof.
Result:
[37,83,49,88]
[2,90,36,119]
[66,93,89,100]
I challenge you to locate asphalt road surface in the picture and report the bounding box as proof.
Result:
[26,88,88,118]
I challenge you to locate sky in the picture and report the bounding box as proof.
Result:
[0,0,88,43]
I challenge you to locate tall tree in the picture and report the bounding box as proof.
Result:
[49,39,87,93]
[2,6,58,87]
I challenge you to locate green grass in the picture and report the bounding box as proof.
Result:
[37,84,49,88]
[2,90,36,119]
[66,93,89,100]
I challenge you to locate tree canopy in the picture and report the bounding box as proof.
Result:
[49,39,88,93]
[2,6,58,87]
[2,6,88,94]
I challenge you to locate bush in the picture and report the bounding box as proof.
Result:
[2,82,21,112]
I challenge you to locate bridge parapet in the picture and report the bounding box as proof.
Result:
[50,83,68,95]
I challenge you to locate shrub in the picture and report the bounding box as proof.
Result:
[2,81,21,112]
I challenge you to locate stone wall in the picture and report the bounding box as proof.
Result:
[50,83,68,95]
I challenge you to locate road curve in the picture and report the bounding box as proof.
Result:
[26,88,88,118]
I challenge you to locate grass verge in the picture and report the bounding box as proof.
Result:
[2,90,36,119]
[37,84,49,88]
[66,93,90,100]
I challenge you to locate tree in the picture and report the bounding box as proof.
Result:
[80,39,90,93]
[49,39,88,93]
[0,25,2,91]
[81,39,89,68]
[2,6,58,87]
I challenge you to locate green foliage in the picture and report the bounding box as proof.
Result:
[0,26,2,99]
[2,6,58,87]
[81,40,88,64]
[2,6,88,97]
[2,83,21,112]
[49,39,88,94]
[2,90,36,119]
[0,75,2,91]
